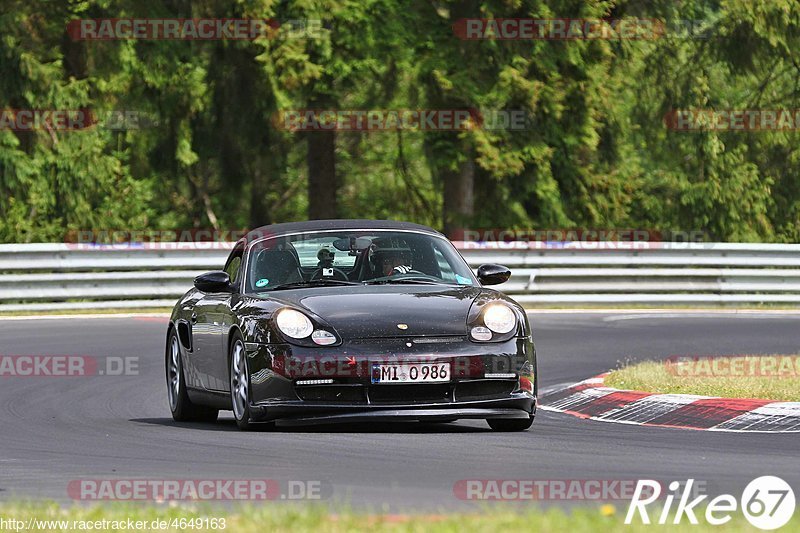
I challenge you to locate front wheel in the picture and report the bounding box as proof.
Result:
[229,333,255,430]
[486,416,534,432]
[166,331,218,423]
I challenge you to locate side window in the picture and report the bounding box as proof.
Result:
[224,248,244,284]
[433,247,456,282]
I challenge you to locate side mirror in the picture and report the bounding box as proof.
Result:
[476,264,511,286]
[194,271,232,293]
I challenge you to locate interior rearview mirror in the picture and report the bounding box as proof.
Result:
[332,237,373,252]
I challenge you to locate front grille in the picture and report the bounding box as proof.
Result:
[294,379,515,405]
[411,336,467,344]
[368,384,452,404]
[455,379,516,401]
[295,385,366,404]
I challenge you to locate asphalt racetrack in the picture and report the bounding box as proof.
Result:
[0,311,798,510]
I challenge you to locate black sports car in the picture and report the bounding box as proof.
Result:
[166,220,537,431]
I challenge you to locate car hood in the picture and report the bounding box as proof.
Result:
[260,284,485,338]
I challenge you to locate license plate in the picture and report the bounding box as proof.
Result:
[371,362,450,384]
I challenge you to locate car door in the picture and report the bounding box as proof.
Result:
[192,246,244,391]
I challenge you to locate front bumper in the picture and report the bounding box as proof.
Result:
[245,335,537,424]
[263,406,533,427]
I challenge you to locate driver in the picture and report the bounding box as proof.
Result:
[378,249,413,276]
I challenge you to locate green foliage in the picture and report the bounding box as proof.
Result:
[0,0,798,242]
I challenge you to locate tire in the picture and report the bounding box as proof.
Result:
[166,330,219,423]
[486,416,534,432]
[229,332,255,430]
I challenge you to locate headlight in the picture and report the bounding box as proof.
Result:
[276,308,314,339]
[482,303,516,334]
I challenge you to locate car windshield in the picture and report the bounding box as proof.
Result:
[244,230,477,293]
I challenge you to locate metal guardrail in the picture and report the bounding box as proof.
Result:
[2,242,800,311]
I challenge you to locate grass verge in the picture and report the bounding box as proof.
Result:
[1,502,799,532]
[605,356,800,402]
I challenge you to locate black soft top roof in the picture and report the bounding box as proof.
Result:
[240,219,442,244]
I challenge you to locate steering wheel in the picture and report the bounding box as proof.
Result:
[310,267,350,282]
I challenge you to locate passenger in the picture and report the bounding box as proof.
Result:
[317,248,335,268]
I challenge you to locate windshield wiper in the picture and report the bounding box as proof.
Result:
[364,277,442,285]
[269,279,358,290]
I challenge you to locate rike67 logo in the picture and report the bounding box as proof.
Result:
[626,476,796,530]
